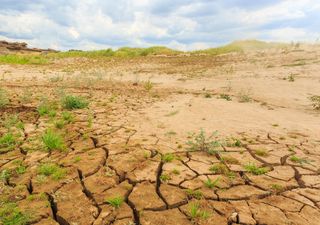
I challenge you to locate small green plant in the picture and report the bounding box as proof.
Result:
[62,111,74,123]
[290,155,308,164]
[187,129,222,154]
[73,156,81,163]
[161,153,175,163]
[244,163,268,175]
[37,100,57,117]
[54,120,65,129]
[186,189,203,200]
[204,177,220,189]
[270,184,283,192]
[238,90,252,103]
[255,149,269,157]
[62,95,88,110]
[0,202,31,225]
[209,163,229,174]
[188,202,210,220]
[42,130,65,151]
[159,174,171,182]
[204,93,212,98]
[225,138,242,147]
[172,168,180,175]
[2,115,24,130]
[0,88,9,108]
[16,165,26,175]
[37,163,66,180]
[0,133,16,151]
[144,80,153,91]
[309,95,320,110]
[0,169,11,182]
[105,196,124,208]
[288,74,295,82]
[219,94,232,101]
[221,156,239,164]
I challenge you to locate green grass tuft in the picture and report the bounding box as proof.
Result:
[62,95,89,110]
[42,130,65,151]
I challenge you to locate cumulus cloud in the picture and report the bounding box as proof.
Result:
[0,0,319,50]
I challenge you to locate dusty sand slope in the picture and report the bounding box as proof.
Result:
[0,45,320,225]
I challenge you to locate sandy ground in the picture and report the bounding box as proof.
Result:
[0,46,320,225]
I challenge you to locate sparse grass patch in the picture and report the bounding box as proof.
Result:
[204,93,212,98]
[164,110,179,117]
[187,129,222,154]
[219,93,232,101]
[159,174,171,182]
[204,177,220,189]
[105,196,124,208]
[238,90,252,103]
[144,80,153,91]
[42,130,65,151]
[0,133,17,152]
[2,115,24,130]
[161,153,175,163]
[61,111,74,123]
[221,156,239,164]
[188,202,210,220]
[0,202,31,225]
[270,184,283,192]
[244,163,268,175]
[62,95,88,110]
[309,95,320,110]
[255,149,269,157]
[54,120,65,129]
[209,163,229,174]
[37,163,66,181]
[0,88,9,108]
[0,54,47,65]
[290,155,308,164]
[186,189,203,200]
[37,99,57,117]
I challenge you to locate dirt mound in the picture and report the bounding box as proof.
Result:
[0,40,58,54]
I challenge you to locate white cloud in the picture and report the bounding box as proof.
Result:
[0,0,319,50]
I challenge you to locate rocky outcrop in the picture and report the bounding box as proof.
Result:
[0,40,58,54]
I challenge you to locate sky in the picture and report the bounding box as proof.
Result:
[0,0,319,51]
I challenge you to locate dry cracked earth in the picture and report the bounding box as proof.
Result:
[1,46,320,225]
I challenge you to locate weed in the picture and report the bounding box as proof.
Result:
[244,163,268,175]
[62,95,88,110]
[0,202,31,225]
[0,169,11,182]
[37,100,57,117]
[270,184,283,192]
[188,202,210,220]
[105,196,124,208]
[62,111,74,123]
[73,156,81,163]
[37,163,66,180]
[54,120,65,129]
[238,91,252,103]
[144,80,153,91]
[0,133,16,151]
[204,177,220,189]
[255,149,269,157]
[0,88,9,108]
[204,93,212,98]
[219,94,232,101]
[288,74,295,82]
[161,153,175,163]
[159,174,171,182]
[2,115,24,130]
[225,138,242,147]
[172,168,180,175]
[187,129,222,154]
[15,165,26,175]
[42,130,65,151]
[290,155,308,164]
[221,156,239,164]
[309,95,320,110]
[186,189,203,200]
[209,163,229,174]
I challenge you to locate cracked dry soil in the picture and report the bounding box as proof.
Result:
[1,47,320,225]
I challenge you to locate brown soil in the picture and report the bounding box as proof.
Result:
[1,45,320,225]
